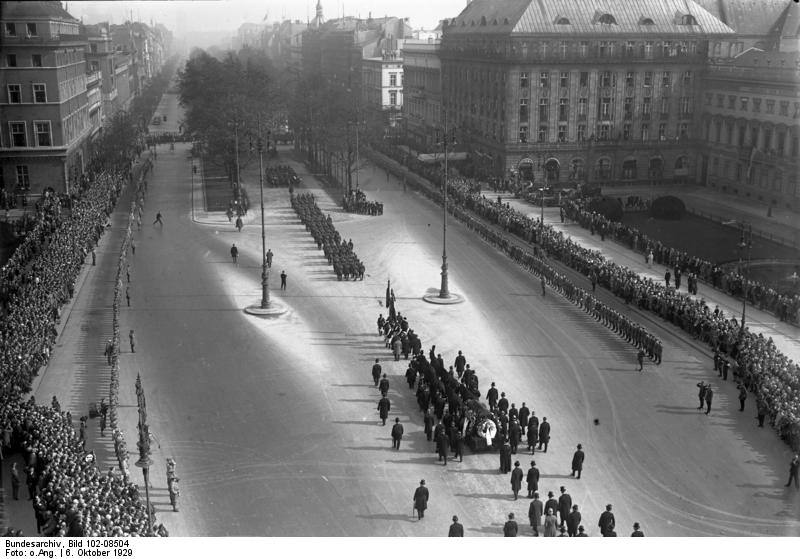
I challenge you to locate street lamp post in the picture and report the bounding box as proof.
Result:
[257,137,270,309]
[738,223,753,331]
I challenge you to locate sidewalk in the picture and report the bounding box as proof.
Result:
[0,150,185,536]
[498,192,800,364]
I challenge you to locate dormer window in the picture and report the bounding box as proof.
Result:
[5,23,16,36]
[480,16,487,26]
[680,14,698,25]
[555,17,570,25]
[504,18,510,25]
[639,17,655,25]
[26,23,37,36]
[598,14,617,25]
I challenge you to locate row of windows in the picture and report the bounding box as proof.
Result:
[447,38,702,61]
[518,122,690,144]
[5,22,38,37]
[704,93,799,118]
[518,96,693,122]
[705,120,799,156]
[5,53,43,67]
[6,121,53,147]
[709,158,797,196]
[519,70,691,91]
[6,83,47,104]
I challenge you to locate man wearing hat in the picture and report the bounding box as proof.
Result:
[503,512,518,537]
[487,382,499,411]
[413,480,429,520]
[528,491,544,536]
[598,504,615,537]
[377,395,391,426]
[786,454,799,489]
[510,461,524,500]
[545,491,559,522]
[576,525,588,536]
[391,417,404,450]
[704,384,714,415]
[567,505,581,537]
[571,444,585,478]
[448,515,463,537]
[631,522,644,536]
[558,486,572,528]
[526,460,540,497]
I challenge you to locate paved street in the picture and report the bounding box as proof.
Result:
[4,92,798,537]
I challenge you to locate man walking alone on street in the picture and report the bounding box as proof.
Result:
[786,454,799,489]
[230,244,238,265]
[280,270,287,290]
[413,480,428,520]
[391,417,404,450]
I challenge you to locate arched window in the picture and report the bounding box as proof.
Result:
[680,15,698,26]
[596,157,612,180]
[675,155,689,170]
[639,17,655,25]
[555,17,570,25]
[599,14,617,25]
[622,159,638,179]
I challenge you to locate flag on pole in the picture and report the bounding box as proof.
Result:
[385,280,391,308]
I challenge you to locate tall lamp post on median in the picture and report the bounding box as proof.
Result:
[423,109,464,305]
[244,128,286,317]
[738,223,753,331]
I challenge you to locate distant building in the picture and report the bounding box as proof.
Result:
[402,39,442,152]
[440,0,735,186]
[1,1,92,194]
[699,49,800,209]
[362,54,404,128]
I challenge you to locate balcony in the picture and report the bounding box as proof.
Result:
[86,71,101,88]
[4,32,88,44]
[102,89,118,103]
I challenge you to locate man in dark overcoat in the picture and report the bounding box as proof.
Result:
[509,419,521,454]
[538,417,551,452]
[518,403,530,430]
[377,396,391,425]
[529,492,544,536]
[598,504,616,536]
[437,429,449,465]
[526,460,540,497]
[487,382,499,411]
[379,374,390,397]
[503,513,518,537]
[372,359,382,386]
[448,515,463,536]
[510,461,524,500]
[413,480,429,519]
[571,444,585,478]
[567,505,581,537]
[423,408,435,441]
[557,486,572,528]
[697,381,707,409]
[500,439,513,473]
[391,418,404,450]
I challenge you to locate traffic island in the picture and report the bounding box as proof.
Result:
[244,301,288,317]
[422,289,465,305]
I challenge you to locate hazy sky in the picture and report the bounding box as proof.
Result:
[67,0,468,34]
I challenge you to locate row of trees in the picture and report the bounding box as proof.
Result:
[177,47,286,185]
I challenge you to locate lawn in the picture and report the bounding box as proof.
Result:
[621,212,800,265]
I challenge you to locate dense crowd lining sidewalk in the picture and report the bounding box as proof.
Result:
[1,149,184,536]
[498,195,800,365]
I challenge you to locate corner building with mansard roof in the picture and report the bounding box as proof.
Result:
[439,0,735,189]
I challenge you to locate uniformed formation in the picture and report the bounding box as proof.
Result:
[374,310,651,536]
[562,199,800,326]
[291,193,365,280]
[265,165,300,187]
[342,188,383,216]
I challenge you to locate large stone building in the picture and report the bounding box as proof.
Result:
[699,48,800,210]
[1,1,92,194]
[439,0,735,187]
[1,1,170,195]
[402,38,442,151]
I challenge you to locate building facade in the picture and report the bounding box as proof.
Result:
[440,0,735,187]
[1,1,92,194]
[402,39,442,152]
[699,49,800,210]
[362,55,404,127]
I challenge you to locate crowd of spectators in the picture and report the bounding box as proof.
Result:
[370,145,799,450]
[0,164,162,535]
[342,188,383,216]
[562,199,800,326]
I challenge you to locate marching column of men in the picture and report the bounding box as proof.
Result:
[292,193,365,280]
